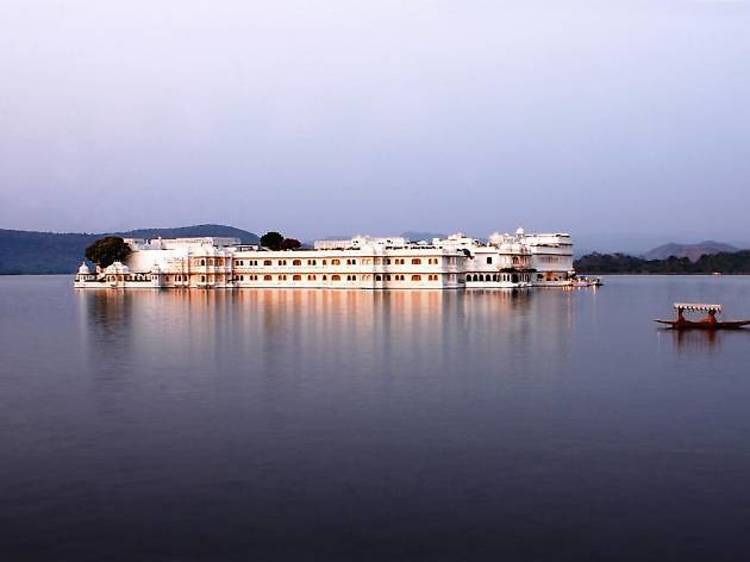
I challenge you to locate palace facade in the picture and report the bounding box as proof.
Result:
[74,229,575,290]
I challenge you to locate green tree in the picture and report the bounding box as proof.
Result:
[280,238,301,250]
[85,236,132,268]
[260,231,284,251]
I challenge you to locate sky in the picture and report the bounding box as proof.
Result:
[1,0,748,252]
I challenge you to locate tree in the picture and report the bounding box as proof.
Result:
[85,236,132,268]
[280,238,301,250]
[260,231,284,251]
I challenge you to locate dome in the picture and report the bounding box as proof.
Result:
[515,227,525,236]
[104,261,129,275]
[77,262,91,275]
[488,232,503,245]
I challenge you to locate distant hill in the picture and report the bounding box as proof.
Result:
[0,224,258,275]
[643,241,738,262]
[400,231,446,242]
[575,250,750,274]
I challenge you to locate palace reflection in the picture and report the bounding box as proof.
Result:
[77,288,579,389]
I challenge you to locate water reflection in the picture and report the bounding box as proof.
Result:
[75,288,583,400]
[8,277,750,561]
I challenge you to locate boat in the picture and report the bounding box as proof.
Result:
[655,303,750,330]
[568,276,603,288]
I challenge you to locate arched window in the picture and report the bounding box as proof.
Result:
[293,274,302,281]
[293,260,302,266]
[200,259,205,266]
[411,274,421,281]
[263,260,272,266]
[331,259,341,265]
[375,274,382,281]
[332,274,341,281]
[264,275,272,281]
[412,258,421,265]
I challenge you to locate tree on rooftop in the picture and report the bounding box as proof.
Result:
[260,231,284,251]
[85,236,132,268]
[280,238,301,251]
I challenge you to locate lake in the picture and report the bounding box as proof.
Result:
[2,275,749,561]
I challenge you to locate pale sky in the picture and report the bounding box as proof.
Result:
[1,1,748,250]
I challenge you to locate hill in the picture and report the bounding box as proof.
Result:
[643,241,738,262]
[575,250,750,274]
[0,224,258,275]
[400,231,447,242]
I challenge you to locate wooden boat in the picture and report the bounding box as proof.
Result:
[568,276,603,288]
[655,303,750,330]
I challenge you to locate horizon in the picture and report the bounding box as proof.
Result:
[2,1,749,250]
[3,221,748,256]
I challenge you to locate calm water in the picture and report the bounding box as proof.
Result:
[2,276,750,561]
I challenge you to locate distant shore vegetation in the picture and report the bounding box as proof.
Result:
[575,251,750,274]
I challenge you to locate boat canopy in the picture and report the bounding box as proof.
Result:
[674,303,722,313]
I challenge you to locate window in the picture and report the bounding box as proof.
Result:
[200,259,205,266]
[293,259,302,266]
[375,274,382,281]
[264,275,272,281]
[331,258,341,265]
[307,274,316,280]
[331,274,341,281]
[264,260,272,266]
[375,258,382,265]
[200,275,206,282]
[293,274,302,281]
[411,274,421,281]
[411,258,421,265]
[486,257,493,264]
[386,258,391,264]
[322,260,327,265]
[278,260,287,266]
[386,275,392,280]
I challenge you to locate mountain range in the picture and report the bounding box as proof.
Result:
[0,225,258,275]
[642,241,739,262]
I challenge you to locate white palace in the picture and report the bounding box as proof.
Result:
[74,229,576,290]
